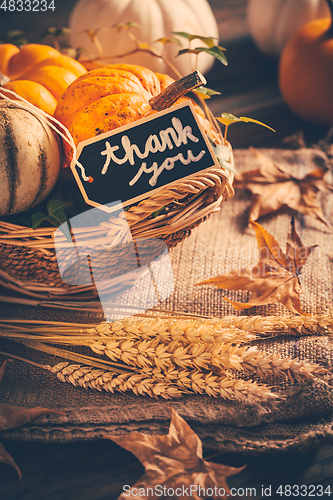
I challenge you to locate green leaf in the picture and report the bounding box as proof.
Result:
[75,46,96,59]
[0,176,89,233]
[172,31,198,42]
[40,27,71,39]
[31,211,52,229]
[216,113,240,126]
[113,22,140,32]
[151,206,166,218]
[154,37,182,47]
[172,32,219,48]
[13,213,32,227]
[60,180,86,217]
[60,47,79,59]
[216,113,275,131]
[84,27,107,37]
[193,86,221,99]
[0,30,27,46]
[31,199,73,241]
[211,142,238,175]
[177,46,228,66]
[47,199,73,221]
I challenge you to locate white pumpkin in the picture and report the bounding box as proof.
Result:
[0,101,61,216]
[68,0,219,77]
[247,0,330,58]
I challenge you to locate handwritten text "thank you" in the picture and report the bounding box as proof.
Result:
[100,117,206,187]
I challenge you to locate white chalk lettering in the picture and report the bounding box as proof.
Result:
[172,117,199,145]
[100,142,122,174]
[129,149,206,187]
[100,117,200,175]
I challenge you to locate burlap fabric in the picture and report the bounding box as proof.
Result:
[0,147,332,453]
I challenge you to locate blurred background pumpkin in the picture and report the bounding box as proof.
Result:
[278,5,333,125]
[247,0,333,126]
[68,0,219,77]
[247,0,329,58]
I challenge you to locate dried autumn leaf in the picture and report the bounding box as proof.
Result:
[105,408,244,500]
[216,115,275,142]
[0,360,63,480]
[197,219,317,315]
[235,147,333,225]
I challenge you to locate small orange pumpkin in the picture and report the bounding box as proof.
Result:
[0,44,87,115]
[54,63,221,166]
[278,1,333,124]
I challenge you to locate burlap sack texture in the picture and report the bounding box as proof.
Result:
[0,147,332,453]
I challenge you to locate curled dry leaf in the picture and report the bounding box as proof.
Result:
[105,408,244,500]
[0,360,64,480]
[197,219,317,315]
[235,147,333,226]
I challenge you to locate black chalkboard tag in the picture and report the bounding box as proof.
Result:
[70,100,220,214]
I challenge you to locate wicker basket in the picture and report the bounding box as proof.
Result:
[0,153,234,301]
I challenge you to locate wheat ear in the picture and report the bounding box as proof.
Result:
[216,314,333,336]
[0,315,328,401]
[87,320,325,382]
[47,362,278,401]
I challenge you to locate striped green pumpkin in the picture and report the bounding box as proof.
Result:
[0,101,61,216]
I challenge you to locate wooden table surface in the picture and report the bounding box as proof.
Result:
[0,1,333,498]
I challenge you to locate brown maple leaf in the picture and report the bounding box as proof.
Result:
[0,360,63,480]
[197,218,317,315]
[105,408,244,500]
[235,147,333,225]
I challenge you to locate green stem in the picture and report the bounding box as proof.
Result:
[86,26,183,80]
[51,36,60,52]
[83,47,182,80]
[189,40,195,73]
[197,95,224,144]
[325,0,333,36]
[93,36,104,59]
[224,124,229,142]
[85,30,104,58]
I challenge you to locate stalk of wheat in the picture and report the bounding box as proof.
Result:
[0,314,329,402]
[87,320,325,381]
[47,361,278,401]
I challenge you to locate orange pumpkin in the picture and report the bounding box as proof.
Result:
[279,6,333,125]
[0,44,87,115]
[54,63,221,166]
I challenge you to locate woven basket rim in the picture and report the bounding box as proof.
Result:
[0,156,234,300]
[0,163,234,247]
